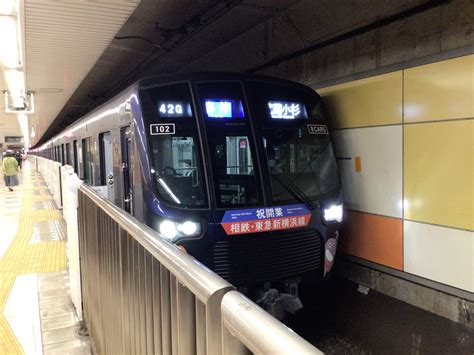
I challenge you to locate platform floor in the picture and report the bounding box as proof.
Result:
[0,162,90,355]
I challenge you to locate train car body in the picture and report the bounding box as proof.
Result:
[35,73,343,315]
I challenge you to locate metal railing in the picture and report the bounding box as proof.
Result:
[78,183,321,354]
[29,155,63,207]
[28,155,322,354]
[79,184,235,354]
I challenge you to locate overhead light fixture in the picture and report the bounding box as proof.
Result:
[4,69,24,97]
[17,113,29,147]
[1,0,27,115]
[0,0,17,16]
[38,88,63,93]
[0,0,21,69]
[0,16,20,68]
[4,91,35,114]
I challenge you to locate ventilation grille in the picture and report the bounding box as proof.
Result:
[208,229,323,286]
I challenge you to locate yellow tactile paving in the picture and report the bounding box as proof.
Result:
[31,187,49,191]
[20,242,67,275]
[0,169,67,355]
[32,209,62,222]
[0,317,22,354]
[32,195,54,202]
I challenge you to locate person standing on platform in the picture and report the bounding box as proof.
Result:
[2,151,19,191]
[15,150,23,170]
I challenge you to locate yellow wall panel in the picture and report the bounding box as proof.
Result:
[317,72,402,129]
[404,120,473,230]
[404,55,474,123]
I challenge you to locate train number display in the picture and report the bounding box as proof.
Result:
[157,101,192,117]
[150,123,175,135]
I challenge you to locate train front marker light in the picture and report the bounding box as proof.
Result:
[323,204,343,223]
[177,221,200,236]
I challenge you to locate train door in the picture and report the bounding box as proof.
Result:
[99,132,114,201]
[120,126,133,214]
[73,140,79,175]
[82,138,92,184]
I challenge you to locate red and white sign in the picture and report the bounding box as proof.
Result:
[221,204,312,236]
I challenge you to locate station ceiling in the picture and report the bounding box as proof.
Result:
[1,0,438,148]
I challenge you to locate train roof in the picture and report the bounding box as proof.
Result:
[136,72,318,94]
[34,72,319,149]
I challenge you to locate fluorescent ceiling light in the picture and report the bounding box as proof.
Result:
[4,69,24,96]
[0,15,21,68]
[17,113,29,147]
[0,0,17,16]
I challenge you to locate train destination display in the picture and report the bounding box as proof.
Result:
[268,101,308,120]
[205,99,245,118]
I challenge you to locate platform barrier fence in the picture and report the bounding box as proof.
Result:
[28,155,321,354]
[31,155,63,207]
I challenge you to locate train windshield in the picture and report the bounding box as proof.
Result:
[198,82,263,208]
[140,83,208,208]
[246,81,340,205]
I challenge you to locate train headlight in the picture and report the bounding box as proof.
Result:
[159,219,201,241]
[159,220,177,240]
[323,204,343,223]
[177,221,198,236]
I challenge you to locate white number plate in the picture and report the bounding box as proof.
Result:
[150,123,175,135]
[307,124,328,135]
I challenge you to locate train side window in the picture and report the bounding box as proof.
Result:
[73,140,79,174]
[99,132,112,185]
[82,138,92,184]
[61,144,65,164]
[99,132,114,201]
[65,143,71,165]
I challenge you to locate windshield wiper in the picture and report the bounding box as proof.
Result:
[270,169,316,211]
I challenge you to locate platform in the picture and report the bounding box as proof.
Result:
[0,161,90,355]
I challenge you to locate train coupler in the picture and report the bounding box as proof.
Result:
[256,281,303,320]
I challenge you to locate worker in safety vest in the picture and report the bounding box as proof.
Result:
[2,151,19,191]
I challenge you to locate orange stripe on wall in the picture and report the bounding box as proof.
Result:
[339,210,403,270]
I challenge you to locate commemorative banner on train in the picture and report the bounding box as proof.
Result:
[221,204,312,235]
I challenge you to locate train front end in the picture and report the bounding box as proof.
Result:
[138,74,342,316]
